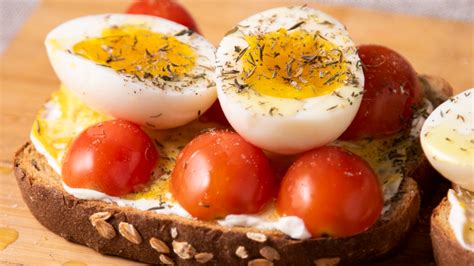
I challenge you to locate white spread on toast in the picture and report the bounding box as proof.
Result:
[30,86,429,240]
[448,189,474,251]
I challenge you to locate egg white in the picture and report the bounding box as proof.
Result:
[420,88,474,191]
[215,6,364,154]
[45,14,216,129]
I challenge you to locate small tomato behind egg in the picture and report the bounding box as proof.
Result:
[341,45,424,140]
[126,0,200,33]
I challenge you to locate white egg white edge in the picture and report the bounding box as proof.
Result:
[216,6,364,154]
[420,88,474,190]
[45,14,217,129]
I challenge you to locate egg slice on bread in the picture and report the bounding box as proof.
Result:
[215,6,364,154]
[46,14,216,129]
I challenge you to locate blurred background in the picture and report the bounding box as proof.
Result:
[0,0,473,54]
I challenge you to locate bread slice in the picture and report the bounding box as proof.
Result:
[431,197,474,266]
[13,75,451,265]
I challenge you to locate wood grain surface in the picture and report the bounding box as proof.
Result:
[0,0,472,265]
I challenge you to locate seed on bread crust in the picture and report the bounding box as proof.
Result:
[94,219,116,239]
[150,237,170,253]
[314,257,341,266]
[246,232,267,243]
[118,222,142,244]
[172,240,196,259]
[248,258,273,266]
[195,252,214,264]
[89,211,112,226]
[235,246,249,259]
[170,227,178,238]
[159,254,175,265]
[259,246,280,261]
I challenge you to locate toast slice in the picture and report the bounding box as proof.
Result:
[431,197,474,266]
[14,75,451,265]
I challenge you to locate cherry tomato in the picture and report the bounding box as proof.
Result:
[276,146,383,237]
[126,0,200,33]
[170,130,276,220]
[341,45,423,140]
[199,100,230,126]
[62,119,158,196]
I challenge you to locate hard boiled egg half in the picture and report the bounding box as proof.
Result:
[215,6,364,154]
[421,88,474,191]
[45,14,216,129]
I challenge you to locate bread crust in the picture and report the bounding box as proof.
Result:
[13,74,452,265]
[431,197,474,266]
[15,143,423,266]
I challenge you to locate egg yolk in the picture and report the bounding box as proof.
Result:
[73,25,195,80]
[241,29,347,99]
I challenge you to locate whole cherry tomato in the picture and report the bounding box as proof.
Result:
[341,45,423,140]
[171,130,276,220]
[126,0,200,33]
[276,146,383,237]
[62,119,158,196]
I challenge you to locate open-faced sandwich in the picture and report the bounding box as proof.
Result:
[420,88,473,266]
[14,5,454,265]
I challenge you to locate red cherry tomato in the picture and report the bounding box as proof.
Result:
[341,45,423,140]
[276,146,383,237]
[126,0,200,33]
[170,130,276,220]
[199,100,230,126]
[62,120,158,196]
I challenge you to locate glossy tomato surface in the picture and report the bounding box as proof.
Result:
[171,130,276,220]
[341,44,423,140]
[62,119,157,196]
[126,0,200,33]
[276,146,383,237]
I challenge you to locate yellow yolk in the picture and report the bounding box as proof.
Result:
[72,25,196,80]
[241,29,347,99]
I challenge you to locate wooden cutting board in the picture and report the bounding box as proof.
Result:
[0,0,472,265]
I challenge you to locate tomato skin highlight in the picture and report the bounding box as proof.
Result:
[341,44,423,140]
[126,0,200,33]
[170,130,276,220]
[62,119,158,196]
[276,146,383,237]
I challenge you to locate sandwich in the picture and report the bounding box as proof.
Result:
[14,6,453,265]
[420,88,473,266]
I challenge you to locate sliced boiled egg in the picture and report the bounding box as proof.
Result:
[421,88,474,191]
[45,14,216,129]
[215,6,364,154]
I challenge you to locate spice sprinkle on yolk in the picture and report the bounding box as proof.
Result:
[241,29,347,99]
[73,25,196,80]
